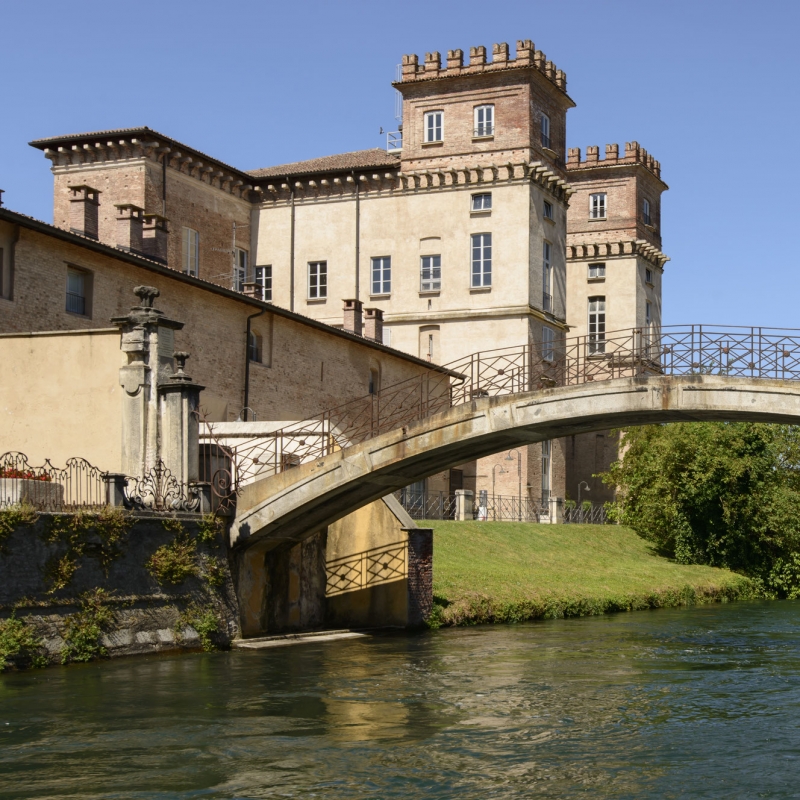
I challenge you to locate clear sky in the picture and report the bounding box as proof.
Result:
[2,0,798,328]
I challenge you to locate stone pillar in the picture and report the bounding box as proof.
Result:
[158,352,204,487]
[342,299,363,336]
[112,286,185,479]
[549,496,564,524]
[115,204,144,254]
[142,214,169,264]
[406,528,433,626]
[455,489,474,521]
[68,184,101,239]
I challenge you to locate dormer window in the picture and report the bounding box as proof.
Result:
[540,113,551,149]
[474,105,494,137]
[590,193,607,219]
[424,111,443,143]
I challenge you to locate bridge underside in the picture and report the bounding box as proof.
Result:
[233,375,800,550]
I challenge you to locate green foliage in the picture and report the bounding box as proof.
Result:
[0,501,38,549]
[146,534,197,585]
[179,603,220,651]
[197,513,224,546]
[201,555,227,589]
[601,423,800,595]
[0,614,46,671]
[60,589,113,664]
[160,517,185,536]
[42,508,131,592]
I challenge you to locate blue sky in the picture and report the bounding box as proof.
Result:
[2,0,798,327]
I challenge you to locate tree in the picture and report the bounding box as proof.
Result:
[601,423,800,596]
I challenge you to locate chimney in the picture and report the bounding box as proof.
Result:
[68,185,101,239]
[242,281,262,299]
[115,204,144,254]
[364,307,384,342]
[342,298,363,336]
[142,214,169,264]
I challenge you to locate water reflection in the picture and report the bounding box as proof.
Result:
[2,601,800,798]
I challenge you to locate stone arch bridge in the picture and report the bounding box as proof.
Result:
[211,325,800,551]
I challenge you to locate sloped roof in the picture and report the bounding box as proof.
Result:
[249,149,400,179]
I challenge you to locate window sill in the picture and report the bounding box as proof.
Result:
[542,147,557,159]
[369,293,391,300]
[306,298,327,304]
[66,310,91,319]
[470,210,491,217]
[646,281,655,288]
[587,217,607,222]
[587,277,606,283]
[544,216,556,225]
[470,286,492,293]
[422,140,443,147]
[472,135,494,142]
[419,290,440,297]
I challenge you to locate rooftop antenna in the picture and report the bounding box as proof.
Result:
[211,221,251,290]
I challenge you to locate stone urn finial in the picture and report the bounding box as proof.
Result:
[170,351,192,382]
[133,285,160,308]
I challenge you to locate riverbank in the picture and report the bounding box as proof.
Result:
[429,521,757,626]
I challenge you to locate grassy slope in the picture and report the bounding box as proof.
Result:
[427,521,756,626]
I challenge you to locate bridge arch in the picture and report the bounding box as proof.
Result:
[232,374,800,549]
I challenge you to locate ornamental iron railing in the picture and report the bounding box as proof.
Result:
[397,490,457,520]
[326,541,407,596]
[563,503,610,524]
[203,325,800,492]
[480,494,548,522]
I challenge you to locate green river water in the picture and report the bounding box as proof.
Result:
[2,600,800,798]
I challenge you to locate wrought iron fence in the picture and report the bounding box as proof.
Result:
[479,494,548,522]
[397,490,457,520]
[563,503,610,524]
[326,541,407,596]
[203,324,800,490]
[0,451,106,511]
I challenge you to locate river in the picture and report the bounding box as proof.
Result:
[2,600,800,798]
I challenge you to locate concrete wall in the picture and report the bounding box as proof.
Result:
[0,328,123,470]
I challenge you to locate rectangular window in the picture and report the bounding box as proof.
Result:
[420,255,441,292]
[474,104,494,137]
[308,261,327,299]
[646,300,652,326]
[588,296,606,354]
[371,256,391,295]
[471,193,492,212]
[471,233,492,288]
[590,193,607,219]
[255,265,272,302]
[541,439,552,503]
[588,262,606,279]
[234,247,248,292]
[643,198,652,225]
[543,200,553,220]
[182,227,199,276]
[541,113,551,149]
[248,331,262,363]
[66,267,90,316]
[542,326,556,362]
[645,268,653,285]
[424,110,443,143]
[542,241,552,312]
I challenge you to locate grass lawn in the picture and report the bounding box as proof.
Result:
[426,521,756,626]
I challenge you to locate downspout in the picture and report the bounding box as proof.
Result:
[288,177,295,312]
[353,170,360,300]
[243,306,266,421]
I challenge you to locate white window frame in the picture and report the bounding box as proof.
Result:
[590,193,607,219]
[420,255,441,292]
[471,233,492,288]
[543,200,553,220]
[643,198,651,225]
[234,247,248,292]
[542,326,556,362]
[542,241,552,312]
[308,261,327,299]
[471,193,492,212]
[541,113,551,149]
[182,226,199,276]
[371,256,391,295]
[424,110,443,143]
[588,262,606,279]
[474,104,494,137]
[255,265,272,302]
[588,296,606,354]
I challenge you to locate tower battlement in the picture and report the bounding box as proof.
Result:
[566,143,661,180]
[397,40,568,95]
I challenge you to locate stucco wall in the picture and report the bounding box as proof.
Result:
[0,328,123,471]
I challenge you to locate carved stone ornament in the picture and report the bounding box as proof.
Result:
[133,285,160,308]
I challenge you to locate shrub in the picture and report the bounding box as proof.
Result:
[60,589,113,664]
[0,615,45,671]
[146,534,197,585]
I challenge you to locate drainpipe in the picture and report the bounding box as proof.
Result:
[288,176,295,312]
[353,170,360,300]
[243,306,266,422]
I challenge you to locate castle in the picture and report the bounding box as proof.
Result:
[4,37,669,510]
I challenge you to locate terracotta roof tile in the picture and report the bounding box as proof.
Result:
[249,149,400,179]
